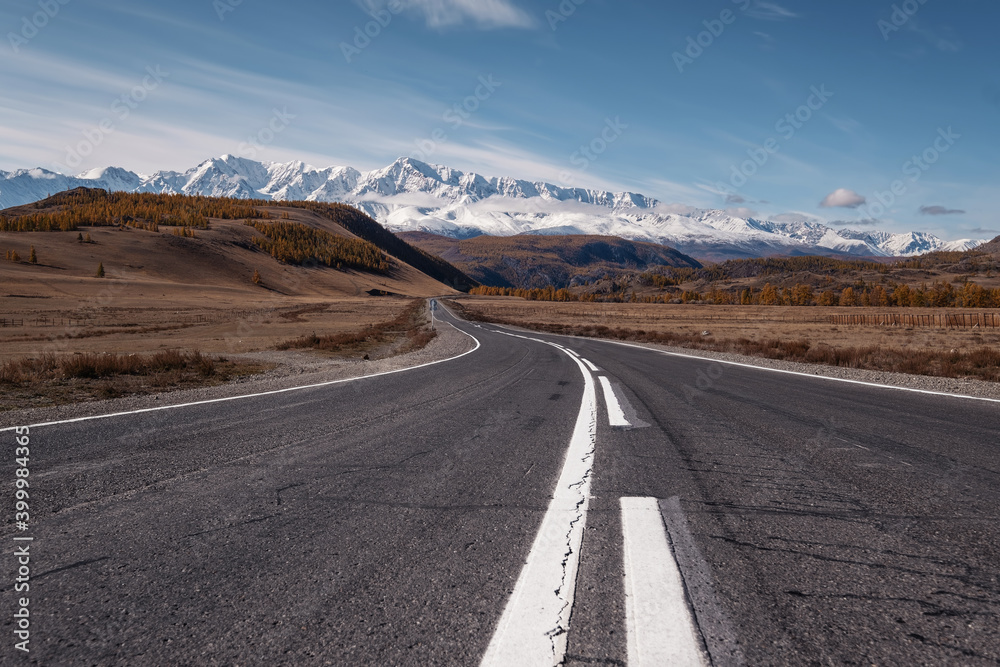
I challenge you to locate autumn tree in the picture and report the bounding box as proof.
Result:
[96,262,105,278]
[758,283,779,306]
[29,246,37,264]
[839,287,858,307]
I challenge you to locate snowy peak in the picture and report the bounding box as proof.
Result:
[0,156,985,259]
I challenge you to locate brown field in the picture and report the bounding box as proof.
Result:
[0,207,453,409]
[451,297,1000,382]
[0,207,456,363]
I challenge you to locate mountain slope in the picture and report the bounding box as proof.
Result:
[399,232,701,289]
[0,156,985,260]
[0,189,476,297]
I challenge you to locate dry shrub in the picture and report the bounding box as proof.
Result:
[277,299,435,355]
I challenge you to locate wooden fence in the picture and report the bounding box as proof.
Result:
[830,313,1000,328]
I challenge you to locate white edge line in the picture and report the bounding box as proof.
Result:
[481,329,597,666]
[598,376,631,427]
[0,322,482,433]
[486,323,1000,405]
[621,497,708,667]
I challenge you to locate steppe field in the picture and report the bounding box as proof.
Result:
[452,297,1000,381]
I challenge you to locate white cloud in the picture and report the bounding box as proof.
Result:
[362,0,536,29]
[820,188,867,209]
[726,206,759,219]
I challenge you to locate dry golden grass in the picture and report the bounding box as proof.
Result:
[452,297,1000,382]
[0,350,272,411]
[0,209,458,363]
[0,210,454,410]
[277,299,437,358]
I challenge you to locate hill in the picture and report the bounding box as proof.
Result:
[0,188,475,299]
[397,232,701,289]
[476,242,1000,307]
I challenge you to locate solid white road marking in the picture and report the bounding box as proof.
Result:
[581,358,599,372]
[482,330,597,667]
[598,376,631,427]
[621,497,708,667]
[488,323,1000,405]
[0,322,482,433]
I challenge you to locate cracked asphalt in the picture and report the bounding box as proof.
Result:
[3,307,999,665]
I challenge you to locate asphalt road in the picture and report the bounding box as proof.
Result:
[3,303,999,665]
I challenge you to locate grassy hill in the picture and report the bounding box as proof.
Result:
[0,189,476,299]
[398,231,701,289]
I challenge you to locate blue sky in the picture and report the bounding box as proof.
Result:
[1,0,997,239]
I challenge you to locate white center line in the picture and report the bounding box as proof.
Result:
[581,358,599,372]
[482,331,598,666]
[621,497,708,667]
[599,376,631,427]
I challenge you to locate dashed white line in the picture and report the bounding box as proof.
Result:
[621,497,708,667]
[581,358,599,372]
[482,330,598,666]
[598,376,631,427]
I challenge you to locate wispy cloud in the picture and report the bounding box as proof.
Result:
[745,2,799,21]
[906,22,963,52]
[820,188,866,209]
[919,205,965,216]
[360,0,536,29]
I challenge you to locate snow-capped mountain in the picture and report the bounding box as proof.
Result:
[0,156,984,259]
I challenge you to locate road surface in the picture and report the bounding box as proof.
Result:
[3,303,999,665]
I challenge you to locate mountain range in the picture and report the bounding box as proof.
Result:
[0,156,984,260]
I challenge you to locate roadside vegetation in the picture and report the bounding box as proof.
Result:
[277,299,436,357]
[0,350,272,411]
[448,300,1000,383]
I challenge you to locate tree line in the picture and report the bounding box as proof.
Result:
[245,220,390,273]
[0,190,269,232]
[471,280,1000,308]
